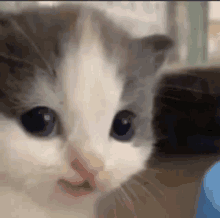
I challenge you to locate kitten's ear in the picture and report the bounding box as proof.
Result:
[129,34,174,72]
[140,34,174,53]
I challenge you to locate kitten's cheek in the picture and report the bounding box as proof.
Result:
[62,162,68,174]
[95,171,112,192]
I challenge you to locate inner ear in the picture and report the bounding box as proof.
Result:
[141,34,174,53]
[137,34,174,71]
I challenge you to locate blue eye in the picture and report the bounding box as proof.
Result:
[20,106,56,137]
[111,110,136,142]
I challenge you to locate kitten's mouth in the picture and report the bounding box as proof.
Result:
[57,179,95,197]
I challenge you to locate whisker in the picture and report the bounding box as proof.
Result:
[113,190,128,217]
[130,178,157,202]
[155,94,182,101]
[96,191,117,218]
[124,182,141,204]
[157,84,204,94]
[113,189,125,207]
[119,186,138,218]
[0,52,34,67]
[136,172,165,197]
[120,185,132,203]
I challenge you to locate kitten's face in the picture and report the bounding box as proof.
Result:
[0,5,173,217]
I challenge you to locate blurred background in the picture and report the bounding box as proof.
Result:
[1,1,220,217]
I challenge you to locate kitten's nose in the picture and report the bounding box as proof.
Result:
[70,150,105,176]
[71,158,96,181]
[66,147,110,192]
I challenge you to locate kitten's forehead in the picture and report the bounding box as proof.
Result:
[60,13,124,137]
[0,5,131,117]
[0,4,174,143]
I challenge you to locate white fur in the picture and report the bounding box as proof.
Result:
[0,14,150,218]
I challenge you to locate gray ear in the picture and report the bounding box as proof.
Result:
[141,34,174,52]
[129,34,174,72]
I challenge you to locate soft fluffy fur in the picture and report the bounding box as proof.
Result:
[2,3,220,218]
[0,4,174,218]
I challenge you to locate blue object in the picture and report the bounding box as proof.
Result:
[196,162,220,217]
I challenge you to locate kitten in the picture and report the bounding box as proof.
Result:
[0,4,173,218]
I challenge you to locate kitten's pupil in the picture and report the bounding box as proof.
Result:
[111,110,136,141]
[20,106,56,137]
[114,118,130,136]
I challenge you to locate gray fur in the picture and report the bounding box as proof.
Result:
[0,4,173,143]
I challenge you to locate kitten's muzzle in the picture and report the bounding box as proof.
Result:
[57,158,110,197]
[57,158,97,196]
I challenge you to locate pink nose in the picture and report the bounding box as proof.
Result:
[70,158,97,189]
[68,144,105,177]
[58,145,108,196]
[57,157,98,197]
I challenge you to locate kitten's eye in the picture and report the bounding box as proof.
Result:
[110,110,136,142]
[20,106,56,137]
